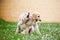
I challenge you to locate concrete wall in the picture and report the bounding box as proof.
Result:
[0,0,60,22]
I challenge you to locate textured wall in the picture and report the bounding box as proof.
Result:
[0,0,60,22]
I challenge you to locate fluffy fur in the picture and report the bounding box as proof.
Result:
[15,11,41,35]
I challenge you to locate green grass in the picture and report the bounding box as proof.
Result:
[0,19,60,40]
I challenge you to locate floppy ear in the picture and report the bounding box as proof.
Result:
[27,12,30,18]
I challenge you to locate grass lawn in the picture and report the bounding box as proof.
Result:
[0,19,60,40]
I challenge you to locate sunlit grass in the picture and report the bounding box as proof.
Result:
[0,19,60,40]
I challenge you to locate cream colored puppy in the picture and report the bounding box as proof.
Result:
[27,11,41,35]
[30,11,41,27]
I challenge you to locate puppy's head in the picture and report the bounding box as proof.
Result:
[24,12,30,20]
[31,11,41,22]
[23,12,31,24]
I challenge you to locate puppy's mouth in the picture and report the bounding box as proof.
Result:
[35,19,41,22]
[32,19,37,22]
[35,19,38,22]
[39,19,41,21]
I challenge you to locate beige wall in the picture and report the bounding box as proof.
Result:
[0,0,60,22]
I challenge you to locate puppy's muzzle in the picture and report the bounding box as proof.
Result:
[35,19,38,22]
[35,19,41,22]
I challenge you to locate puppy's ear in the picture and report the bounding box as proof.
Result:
[27,12,30,18]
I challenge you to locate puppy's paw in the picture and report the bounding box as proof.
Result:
[21,31,26,34]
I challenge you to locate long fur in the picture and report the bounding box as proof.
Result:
[15,11,41,35]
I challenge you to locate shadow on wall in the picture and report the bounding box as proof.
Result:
[0,0,60,22]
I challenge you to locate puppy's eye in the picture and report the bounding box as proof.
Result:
[38,16,40,17]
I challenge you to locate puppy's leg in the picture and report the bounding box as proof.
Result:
[28,26,34,34]
[29,28,32,34]
[15,22,21,34]
[21,27,29,34]
[21,26,32,34]
[34,24,41,35]
[15,26,20,34]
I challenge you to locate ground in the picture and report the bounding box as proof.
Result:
[0,19,60,40]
